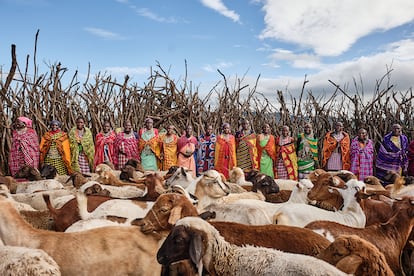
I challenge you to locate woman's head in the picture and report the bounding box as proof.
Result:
[16,116,32,129]
[50,120,61,131]
[103,121,112,133]
[123,120,132,134]
[144,118,153,130]
[76,117,85,130]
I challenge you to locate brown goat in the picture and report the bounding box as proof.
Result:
[140,193,330,256]
[318,234,394,276]
[307,170,345,211]
[14,165,43,181]
[305,197,414,275]
[0,197,162,275]
[43,194,111,231]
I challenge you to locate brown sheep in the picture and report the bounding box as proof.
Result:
[140,193,330,256]
[0,176,17,194]
[0,196,162,275]
[307,169,345,211]
[305,197,414,275]
[43,194,111,231]
[14,165,43,181]
[318,234,394,276]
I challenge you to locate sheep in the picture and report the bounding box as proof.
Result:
[0,176,18,193]
[0,243,61,275]
[228,166,253,187]
[0,196,163,275]
[11,189,75,211]
[79,180,146,199]
[94,163,114,176]
[363,175,386,191]
[194,169,265,211]
[15,179,65,194]
[200,178,314,225]
[307,169,346,211]
[304,196,414,275]
[64,218,128,232]
[157,217,348,276]
[164,166,196,190]
[14,165,42,181]
[140,193,331,257]
[43,193,112,232]
[274,179,367,228]
[317,234,394,276]
[39,164,58,179]
[245,169,280,193]
[308,174,394,226]
[76,192,154,223]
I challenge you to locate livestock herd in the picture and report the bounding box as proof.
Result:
[0,162,413,275]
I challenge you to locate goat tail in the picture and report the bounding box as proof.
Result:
[272,212,288,225]
[76,192,92,220]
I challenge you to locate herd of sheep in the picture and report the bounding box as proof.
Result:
[0,162,412,275]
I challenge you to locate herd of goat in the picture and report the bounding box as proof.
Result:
[0,160,413,275]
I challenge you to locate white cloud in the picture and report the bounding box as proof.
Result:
[200,0,240,22]
[134,8,177,23]
[202,61,234,72]
[240,39,414,101]
[259,0,414,56]
[268,49,322,69]
[104,66,149,76]
[84,27,125,40]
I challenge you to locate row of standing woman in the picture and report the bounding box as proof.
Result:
[8,116,414,185]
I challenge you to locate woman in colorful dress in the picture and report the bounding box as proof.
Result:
[39,120,72,175]
[296,123,318,179]
[8,116,40,177]
[177,125,198,177]
[93,121,116,169]
[322,121,351,171]
[197,125,216,176]
[138,118,160,171]
[235,119,259,170]
[350,128,374,181]
[256,123,276,178]
[113,120,139,170]
[375,123,409,184]
[68,116,95,174]
[214,123,237,180]
[275,125,298,180]
[159,125,178,171]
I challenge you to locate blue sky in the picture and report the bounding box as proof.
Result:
[1,0,414,100]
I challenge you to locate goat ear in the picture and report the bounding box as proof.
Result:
[189,233,203,276]
[168,206,183,225]
[181,167,187,176]
[335,255,362,274]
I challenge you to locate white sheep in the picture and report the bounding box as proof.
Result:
[15,179,65,194]
[200,178,314,225]
[76,192,154,223]
[0,240,61,275]
[11,189,75,211]
[274,179,367,228]
[64,218,128,232]
[157,217,349,276]
[79,180,146,199]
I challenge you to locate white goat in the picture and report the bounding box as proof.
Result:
[15,179,64,194]
[157,217,349,276]
[76,192,154,223]
[64,219,128,233]
[274,179,367,228]
[79,180,146,199]
[0,242,61,275]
